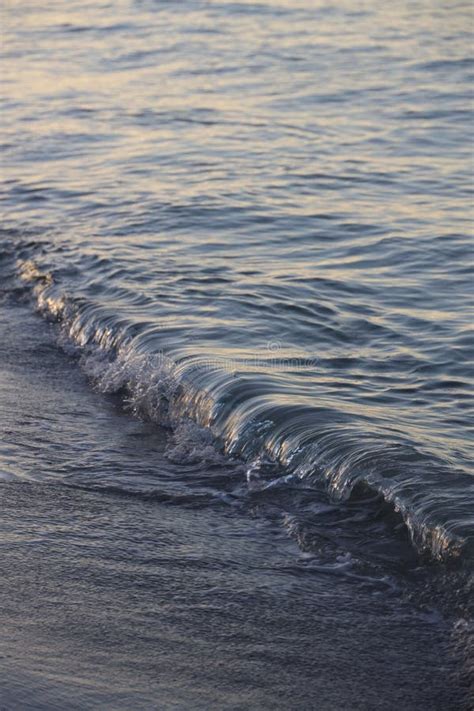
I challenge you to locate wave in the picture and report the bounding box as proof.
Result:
[1,239,472,565]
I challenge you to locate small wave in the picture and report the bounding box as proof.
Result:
[9,252,472,565]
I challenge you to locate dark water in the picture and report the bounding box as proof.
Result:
[1,1,473,708]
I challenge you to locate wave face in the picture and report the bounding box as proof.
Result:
[1,235,471,568]
[1,0,473,574]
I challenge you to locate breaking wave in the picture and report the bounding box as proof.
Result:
[4,242,471,566]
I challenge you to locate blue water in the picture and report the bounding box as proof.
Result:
[0,1,473,708]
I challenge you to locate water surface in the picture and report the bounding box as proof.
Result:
[0,1,473,708]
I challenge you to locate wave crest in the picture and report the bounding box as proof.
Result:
[15,255,472,564]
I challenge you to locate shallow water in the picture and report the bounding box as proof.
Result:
[0,0,473,707]
[0,299,470,710]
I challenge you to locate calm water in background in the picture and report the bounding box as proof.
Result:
[0,1,473,708]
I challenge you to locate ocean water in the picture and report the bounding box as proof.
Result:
[0,1,473,708]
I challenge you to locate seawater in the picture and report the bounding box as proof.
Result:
[0,1,473,708]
